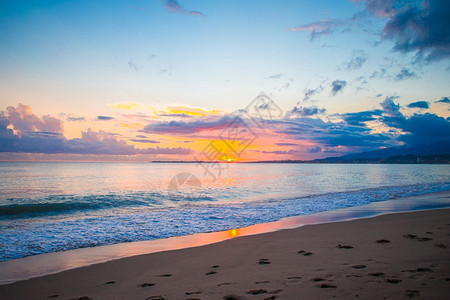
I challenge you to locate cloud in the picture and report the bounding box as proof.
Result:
[274,116,391,150]
[97,116,115,121]
[435,97,450,104]
[395,68,417,81]
[331,80,347,95]
[262,149,301,155]
[0,104,192,156]
[341,109,383,126]
[369,68,388,79]
[407,101,429,109]
[268,73,282,79]
[6,103,63,136]
[307,146,322,153]
[378,97,450,146]
[275,142,298,146]
[286,106,326,117]
[343,50,368,70]
[290,19,345,40]
[162,0,205,16]
[380,95,401,116]
[129,139,160,144]
[358,0,450,62]
[142,115,235,135]
[302,86,324,102]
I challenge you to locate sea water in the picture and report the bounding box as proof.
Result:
[0,162,449,261]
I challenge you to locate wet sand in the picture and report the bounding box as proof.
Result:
[1,207,449,299]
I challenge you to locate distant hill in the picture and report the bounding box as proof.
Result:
[316,140,450,163]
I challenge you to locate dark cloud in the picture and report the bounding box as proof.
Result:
[97,116,115,121]
[378,97,450,146]
[407,101,429,109]
[331,80,347,95]
[302,86,324,102]
[142,115,235,135]
[381,0,450,62]
[341,109,383,126]
[436,97,450,103]
[162,0,205,16]
[380,96,401,116]
[287,106,326,117]
[344,50,368,70]
[307,146,322,153]
[275,116,391,150]
[290,19,345,40]
[129,139,160,144]
[395,68,417,81]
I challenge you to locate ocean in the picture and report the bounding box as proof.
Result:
[0,162,449,262]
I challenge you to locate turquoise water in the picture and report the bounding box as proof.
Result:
[0,162,449,261]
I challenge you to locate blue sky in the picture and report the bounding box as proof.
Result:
[0,0,449,161]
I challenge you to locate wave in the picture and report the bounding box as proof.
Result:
[0,192,214,219]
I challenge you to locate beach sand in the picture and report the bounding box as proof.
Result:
[1,208,449,299]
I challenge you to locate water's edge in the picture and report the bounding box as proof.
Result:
[0,190,449,285]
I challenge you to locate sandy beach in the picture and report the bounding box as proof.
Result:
[1,206,449,300]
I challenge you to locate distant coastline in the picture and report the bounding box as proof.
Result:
[152,153,450,164]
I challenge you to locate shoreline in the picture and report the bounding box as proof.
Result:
[1,204,449,299]
[0,190,449,287]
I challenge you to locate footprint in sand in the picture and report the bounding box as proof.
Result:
[145,296,165,300]
[337,244,353,249]
[139,283,156,287]
[255,280,270,284]
[316,283,337,288]
[369,272,385,277]
[405,290,420,298]
[205,271,217,275]
[247,289,268,295]
[218,282,234,286]
[104,281,115,285]
[211,265,220,268]
[311,277,325,282]
[386,278,402,284]
[264,296,277,300]
[69,297,93,300]
[223,295,243,300]
[351,265,367,269]
[403,234,432,242]
[376,239,390,244]
[258,258,271,264]
[156,274,172,277]
[287,276,302,280]
[48,295,59,298]
[297,250,313,256]
[185,291,202,295]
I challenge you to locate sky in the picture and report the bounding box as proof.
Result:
[0,0,449,161]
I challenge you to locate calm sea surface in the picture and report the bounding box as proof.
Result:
[0,162,449,261]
